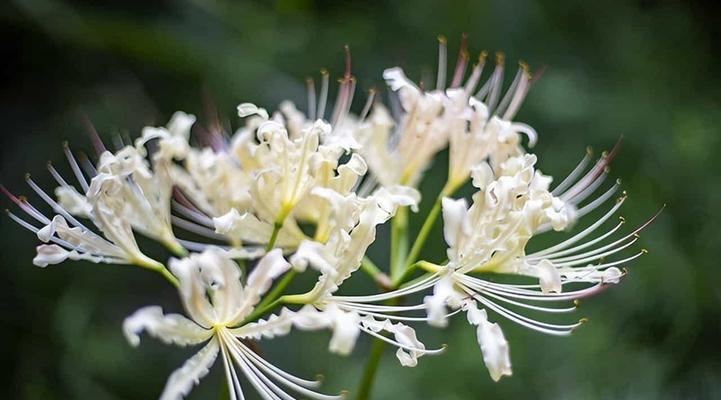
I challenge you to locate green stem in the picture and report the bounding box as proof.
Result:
[389,206,409,281]
[355,335,386,400]
[404,184,453,268]
[360,256,392,290]
[266,219,284,252]
[134,256,179,288]
[156,266,180,287]
[254,270,297,312]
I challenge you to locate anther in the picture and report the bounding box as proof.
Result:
[641,248,649,254]
[495,51,505,65]
[586,146,594,156]
[573,299,581,308]
[619,216,626,222]
[478,50,488,64]
[437,34,447,44]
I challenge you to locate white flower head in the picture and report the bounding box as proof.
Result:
[123,248,343,400]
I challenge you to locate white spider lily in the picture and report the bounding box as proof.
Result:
[92,147,184,255]
[324,150,653,381]
[124,248,343,400]
[356,37,538,193]
[3,150,164,269]
[287,187,442,365]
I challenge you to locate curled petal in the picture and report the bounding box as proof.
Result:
[441,197,470,249]
[465,301,512,381]
[159,337,219,400]
[423,273,462,327]
[537,259,562,294]
[33,244,71,267]
[237,103,269,120]
[123,306,212,347]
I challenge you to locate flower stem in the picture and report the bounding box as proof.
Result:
[355,337,386,400]
[389,206,409,281]
[266,219,284,252]
[404,184,453,268]
[254,269,297,313]
[134,256,179,287]
[360,256,392,290]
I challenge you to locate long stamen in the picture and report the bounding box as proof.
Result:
[463,51,487,95]
[63,142,90,192]
[359,88,376,123]
[306,77,317,121]
[529,218,625,260]
[26,175,92,231]
[316,69,329,120]
[530,197,626,258]
[552,148,593,196]
[358,324,445,355]
[562,138,622,201]
[503,62,532,120]
[449,33,469,88]
[436,34,448,90]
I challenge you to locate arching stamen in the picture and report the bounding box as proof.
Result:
[46,162,70,187]
[333,301,427,313]
[549,236,638,265]
[463,52,488,95]
[503,62,532,120]
[358,324,446,355]
[562,137,623,201]
[474,286,578,314]
[79,112,106,156]
[78,152,97,178]
[219,341,244,400]
[530,197,626,258]
[25,175,91,231]
[236,342,340,400]
[460,275,608,302]
[552,148,593,196]
[330,272,439,303]
[171,215,227,240]
[464,289,578,336]
[449,33,469,88]
[306,77,317,121]
[529,218,625,261]
[316,69,329,121]
[485,53,506,112]
[436,35,448,90]
[564,167,609,204]
[557,250,645,269]
[359,88,376,123]
[495,64,523,117]
[238,341,321,390]
[63,142,90,192]
[573,182,620,218]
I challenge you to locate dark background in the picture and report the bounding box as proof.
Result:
[1,0,720,399]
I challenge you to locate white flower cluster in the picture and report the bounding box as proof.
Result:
[4,38,657,399]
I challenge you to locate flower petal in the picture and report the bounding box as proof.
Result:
[159,337,220,400]
[465,301,512,381]
[123,306,212,347]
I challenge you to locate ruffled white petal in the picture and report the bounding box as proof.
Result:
[159,337,220,400]
[465,301,512,381]
[123,306,212,347]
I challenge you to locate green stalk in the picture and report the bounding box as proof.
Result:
[404,184,453,268]
[254,269,296,313]
[360,256,392,290]
[355,338,386,400]
[389,206,409,281]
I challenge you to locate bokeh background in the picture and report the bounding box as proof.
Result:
[1,0,720,399]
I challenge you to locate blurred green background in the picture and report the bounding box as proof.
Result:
[1,0,720,399]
